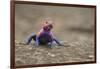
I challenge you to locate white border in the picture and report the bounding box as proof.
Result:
[0,0,99,69]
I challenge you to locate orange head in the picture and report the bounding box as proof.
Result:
[43,21,53,31]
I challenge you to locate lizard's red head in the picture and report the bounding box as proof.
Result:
[43,21,53,31]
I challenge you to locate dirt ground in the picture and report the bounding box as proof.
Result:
[15,4,95,66]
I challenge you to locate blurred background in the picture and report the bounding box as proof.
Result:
[15,4,95,42]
